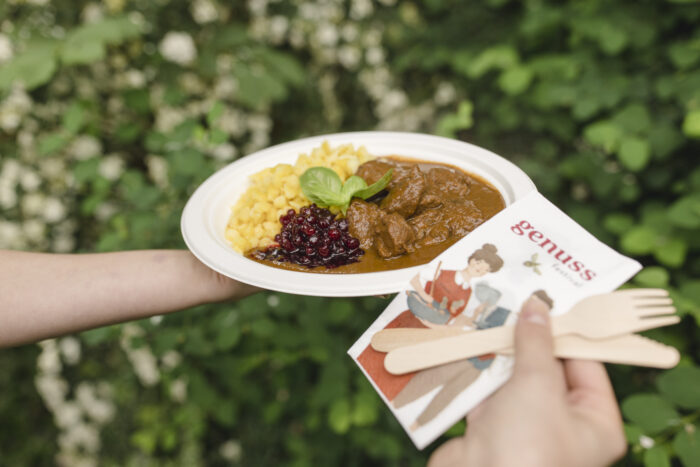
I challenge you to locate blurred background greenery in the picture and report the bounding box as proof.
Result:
[0,0,699,465]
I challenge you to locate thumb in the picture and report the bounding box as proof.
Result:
[512,294,555,378]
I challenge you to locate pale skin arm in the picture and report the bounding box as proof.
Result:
[0,249,260,348]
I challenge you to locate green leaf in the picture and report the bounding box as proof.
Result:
[673,427,700,467]
[61,40,105,65]
[328,398,352,434]
[644,445,670,467]
[340,176,368,200]
[353,169,393,200]
[351,392,378,426]
[621,226,658,255]
[634,267,670,287]
[683,110,700,138]
[206,101,224,127]
[618,137,651,171]
[625,424,645,443]
[498,66,533,95]
[622,394,680,435]
[613,104,652,134]
[62,102,85,134]
[466,45,519,78]
[299,167,345,207]
[658,366,700,409]
[668,195,700,229]
[233,65,288,109]
[654,237,687,267]
[436,100,474,137]
[669,41,700,70]
[0,44,57,91]
[604,213,635,235]
[38,133,70,157]
[583,120,623,153]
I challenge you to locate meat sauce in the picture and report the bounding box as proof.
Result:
[250,156,505,273]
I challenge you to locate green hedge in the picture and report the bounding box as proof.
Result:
[0,0,698,465]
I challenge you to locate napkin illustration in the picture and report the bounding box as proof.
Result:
[348,190,641,449]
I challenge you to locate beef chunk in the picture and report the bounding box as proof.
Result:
[443,200,483,236]
[346,199,385,249]
[375,213,416,258]
[408,209,450,246]
[356,159,411,189]
[417,168,471,212]
[380,166,426,218]
[427,168,470,198]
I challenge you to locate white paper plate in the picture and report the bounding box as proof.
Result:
[181,131,536,297]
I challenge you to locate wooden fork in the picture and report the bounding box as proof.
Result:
[383,289,679,375]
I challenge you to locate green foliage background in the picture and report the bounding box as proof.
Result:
[0,0,699,466]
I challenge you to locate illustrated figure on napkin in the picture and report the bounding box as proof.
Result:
[356,244,504,412]
[396,287,554,430]
[406,243,504,326]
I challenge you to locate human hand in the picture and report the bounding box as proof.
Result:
[428,295,627,467]
[188,252,261,303]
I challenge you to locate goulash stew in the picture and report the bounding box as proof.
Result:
[249,157,505,273]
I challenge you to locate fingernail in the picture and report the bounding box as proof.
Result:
[523,310,547,325]
[521,296,549,326]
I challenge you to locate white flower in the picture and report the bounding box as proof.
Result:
[218,108,246,137]
[191,0,219,24]
[0,33,13,63]
[0,86,32,132]
[124,69,146,88]
[65,422,100,452]
[59,337,82,365]
[76,383,115,424]
[53,234,76,253]
[155,106,186,132]
[366,47,385,66]
[338,46,361,69]
[146,155,169,187]
[434,82,457,106]
[213,76,237,98]
[70,135,102,161]
[95,202,118,221]
[341,24,359,42]
[42,197,67,223]
[159,31,197,66]
[0,181,17,209]
[22,192,46,216]
[0,220,21,248]
[316,23,339,47]
[20,168,41,191]
[639,435,655,449]
[266,295,280,307]
[350,0,373,20]
[35,374,68,410]
[127,347,160,386]
[220,440,243,462]
[54,402,82,429]
[98,155,124,181]
[23,219,45,242]
[161,350,182,369]
[268,16,289,43]
[170,378,187,403]
[38,158,66,179]
[248,0,268,17]
[377,89,408,118]
[211,143,237,161]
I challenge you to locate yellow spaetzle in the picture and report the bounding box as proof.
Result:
[225,142,374,253]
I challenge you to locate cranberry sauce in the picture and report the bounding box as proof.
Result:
[251,204,364,269]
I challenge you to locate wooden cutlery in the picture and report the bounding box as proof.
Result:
[376,289,680,374]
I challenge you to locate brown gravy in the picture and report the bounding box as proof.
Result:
[250,156,505,274]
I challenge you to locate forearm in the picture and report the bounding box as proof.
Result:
[0,249,258,347]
